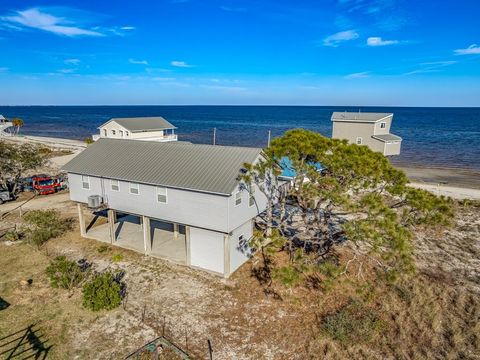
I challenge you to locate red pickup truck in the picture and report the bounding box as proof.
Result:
[32,175,60,195]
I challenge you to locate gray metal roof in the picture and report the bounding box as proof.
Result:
[99,117,176,132]
[331,112,393,122]
[372,134,402,142]
[62,138,262,195]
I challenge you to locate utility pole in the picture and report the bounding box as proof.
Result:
[213,127,216,145]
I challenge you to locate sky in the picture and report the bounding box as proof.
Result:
[0,0,479,106]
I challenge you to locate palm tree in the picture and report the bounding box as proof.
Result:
[11,118,24,136]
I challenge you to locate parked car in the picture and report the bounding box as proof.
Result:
[0,190,14,204]
[32,175,60,195]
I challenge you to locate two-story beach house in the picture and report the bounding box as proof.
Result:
[331,112,402,156]
[93,116,178,142]
[62,138,267,277]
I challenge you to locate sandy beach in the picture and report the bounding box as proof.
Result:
[2,134,479,200]
[1,134,86,170]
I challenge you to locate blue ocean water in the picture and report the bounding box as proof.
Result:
[0,106,479,170]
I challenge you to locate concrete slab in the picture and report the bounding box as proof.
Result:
[86,214,186,264]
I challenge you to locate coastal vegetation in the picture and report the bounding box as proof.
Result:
[242,129,454,293]
[21,209,71,248]
[0,141,46,196]
[82,271,126,311]
[46,256,89,290]
[11,117,24,136]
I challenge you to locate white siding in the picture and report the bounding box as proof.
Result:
[228,183,267,231]
[68,173,230,232]
[229,220,254,274]
[190,227,225,274]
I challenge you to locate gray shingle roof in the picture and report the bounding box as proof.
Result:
[331,112,393,122]
[100,117,176,132]
[62,138,262,195]
[372,134,402,142]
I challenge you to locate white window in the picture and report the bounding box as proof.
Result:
[156,187,167,203]
[103,129,107,136]
[125,131,129,137]
[249,186,255,207]
[81,175,90,190]
[356,137,363,145]
[129,182,139,195]
[111,179,119,191]
[119,130,124,137]
[380,122,386,129]
[235,191,242,206]
[111,129,116,136]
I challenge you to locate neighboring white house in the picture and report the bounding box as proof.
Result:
[331,112,402,156]
[62,138,267,277]
[0,115,13,137]
[93,116,178,142]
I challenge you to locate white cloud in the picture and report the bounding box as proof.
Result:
[454,44,480,55]
[171,60,195,68]
[146,67,171,73]
[120,26,135,30]
[345,71,370,79]
[58,68,76,74]
[64,58,80,65]
[1,8,104,37]
[129,58,148,65]
[367,37,399,46]
[322,30,359,47]
[403,61,456,76]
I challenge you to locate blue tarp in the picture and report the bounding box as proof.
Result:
[279,156,323,179]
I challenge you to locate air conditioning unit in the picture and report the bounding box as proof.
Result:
[88,195,103,209]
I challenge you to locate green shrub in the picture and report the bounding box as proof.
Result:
[22,210,70,248]
[82,271,125,311]
[111,253,123,263]
[272,265,302,287]
[46,256,88,290]
[321,300,385,343]
[4,230,20,242]
[97,244,111,253]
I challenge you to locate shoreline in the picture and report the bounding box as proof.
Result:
[2,134,479,199]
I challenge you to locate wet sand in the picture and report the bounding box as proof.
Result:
[397,166,480,190]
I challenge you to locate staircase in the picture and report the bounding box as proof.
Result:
[0,121,14,137]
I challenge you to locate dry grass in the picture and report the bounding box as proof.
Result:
[0,201,479,359]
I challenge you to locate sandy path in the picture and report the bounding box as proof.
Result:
[0,192,73,216]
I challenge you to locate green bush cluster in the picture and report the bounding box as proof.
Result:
[272,265,302,287]
[22,210,70,248]
[111,253,123,263]
[4,230,20,242]
[82,271,124,311]
[46,256,88,290]
[321,300,385,343]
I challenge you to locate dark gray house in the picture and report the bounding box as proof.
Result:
[62,138,267,277]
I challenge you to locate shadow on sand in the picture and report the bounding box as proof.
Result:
[0,323,52,359]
